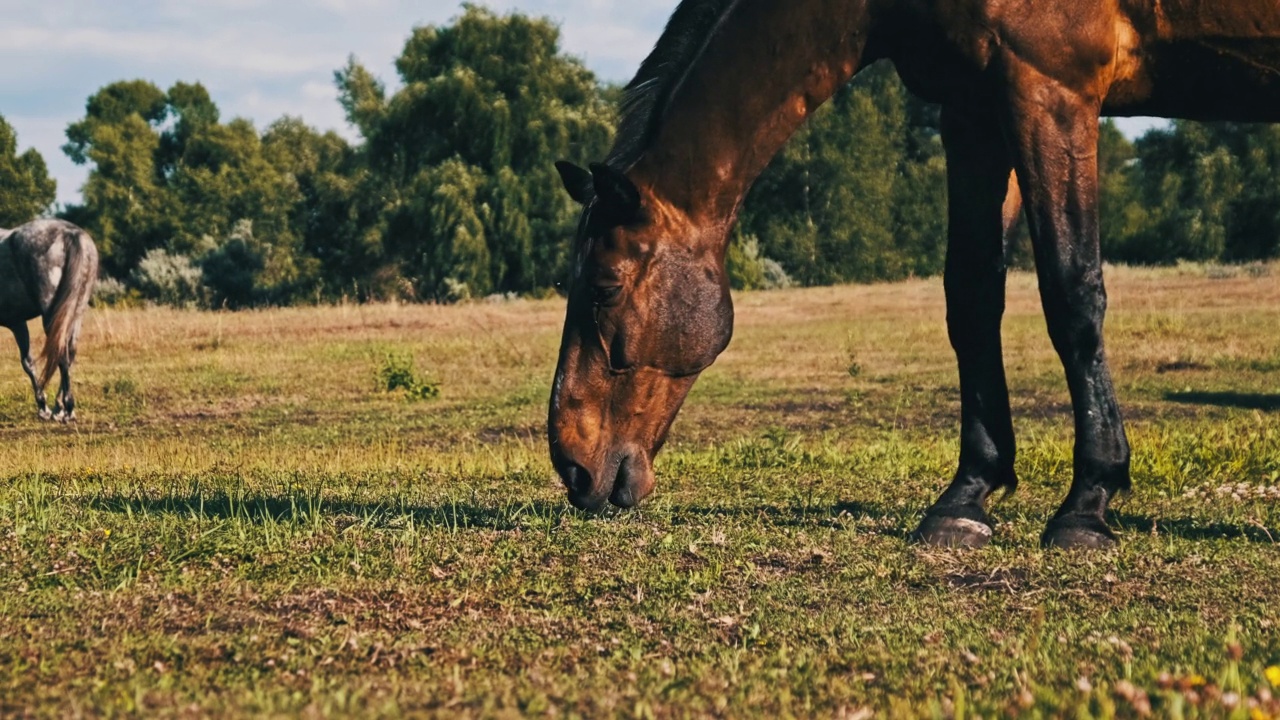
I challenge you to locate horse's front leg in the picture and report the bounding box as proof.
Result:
[1004,67,1130,549]
[911,107,1018,548]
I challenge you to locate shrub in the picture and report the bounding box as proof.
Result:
[845,333,863,377]
[91,276,139,307]
[133,250,205,308]
[201,220,266,309]
[761,258,794,290]
[727,234,794,291]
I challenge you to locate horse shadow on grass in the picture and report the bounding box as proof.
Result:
[88,494,1275,544]
[89,492,911,536]
[1164,390,1280,412]
[88,493,573,532]
[1109,511,1279,544]
[672,503,1280,545]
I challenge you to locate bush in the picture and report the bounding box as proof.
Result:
[761,258,794,290]
[845,333,863,377]
[202,237,265,309]
[133,250,205,308]
[727,234,792,290]
[374,352,440,401]
[91,276,140,307]
[441,277,471,304]
[201,219,266,309]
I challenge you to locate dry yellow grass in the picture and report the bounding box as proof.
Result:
[1,262,1276,478]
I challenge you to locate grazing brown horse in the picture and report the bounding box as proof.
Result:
[551,0,1280,548]
[0,219,99,421]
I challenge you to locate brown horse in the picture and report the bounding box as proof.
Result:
[551,0,1280,548]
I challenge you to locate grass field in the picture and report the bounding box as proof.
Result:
[2,263,1279,718]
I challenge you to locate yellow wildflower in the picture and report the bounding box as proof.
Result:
[1265,664,1280,687]
[1250,707,1272,720]
[102,529,111,538]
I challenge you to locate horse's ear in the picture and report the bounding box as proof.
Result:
[589,162,641,226]
[555,161,594,205]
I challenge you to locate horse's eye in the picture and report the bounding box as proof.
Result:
[590,284,622,307]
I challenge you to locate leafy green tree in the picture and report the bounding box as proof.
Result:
[1097,119,1142,260]
[1096,120,1280,265]
[63,81,326,303]
[1104,122,1241,263]
[740,63,946,285]
[336,4,613,299]
[890,93,948,277]
[386,158,491,299]
[0,115,56,226]
[262,117,387,298]
[1208,123,1280,260]
[62,80,173,274]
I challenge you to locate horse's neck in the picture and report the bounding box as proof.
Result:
[631,0,872,227]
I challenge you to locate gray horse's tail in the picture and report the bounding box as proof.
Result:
[38,228,98,391]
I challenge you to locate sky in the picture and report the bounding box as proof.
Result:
[1,0,1164,208]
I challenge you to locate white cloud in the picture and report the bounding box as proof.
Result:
[0,25,337,77]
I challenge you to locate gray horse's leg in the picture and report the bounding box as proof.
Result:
[52,330,78,422]
[11,323,51,420]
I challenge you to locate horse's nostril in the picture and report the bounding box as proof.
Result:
[559,461,592,494]
[609,451,653,509]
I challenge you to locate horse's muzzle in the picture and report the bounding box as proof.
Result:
[552,445,654,511]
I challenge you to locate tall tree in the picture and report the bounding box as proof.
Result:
[0,115,56,226]
[1103,121,1247,264]
[63,81,322,302]
[262,117,386,298]
[1209,123,1280,260]
[739,63,947,285]
[61,80,174,275]
[336,4,614,299]
[1097,119,1142,261]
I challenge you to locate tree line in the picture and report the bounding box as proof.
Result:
[1,5,1277,307]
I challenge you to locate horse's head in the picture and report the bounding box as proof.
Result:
[548,161,734,511]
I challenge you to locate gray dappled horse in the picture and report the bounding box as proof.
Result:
[0,219,98,421]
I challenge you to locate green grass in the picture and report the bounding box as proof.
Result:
[1,265,1279,717]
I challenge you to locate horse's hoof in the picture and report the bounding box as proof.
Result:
[911,514,993,548]
[37,409,53,421]
[1041,516,1117,550]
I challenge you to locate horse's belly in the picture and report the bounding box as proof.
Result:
[1105,37,1280,121]
[0,239,39,324]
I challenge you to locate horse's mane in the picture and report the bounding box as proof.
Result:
[606,0,742,170]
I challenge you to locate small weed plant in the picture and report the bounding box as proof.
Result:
[845,332,863,377]
[374,351,440,401]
